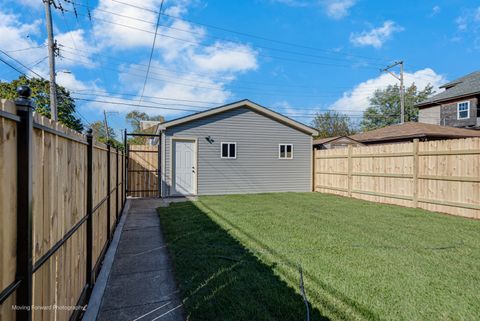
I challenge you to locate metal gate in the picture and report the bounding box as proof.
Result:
[125,132,161,197]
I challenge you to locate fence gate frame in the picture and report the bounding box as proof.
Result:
[124,131,162,198]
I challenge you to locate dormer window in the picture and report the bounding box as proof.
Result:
[457,101,470,119]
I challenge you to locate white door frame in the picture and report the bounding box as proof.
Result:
[170,137,198,196]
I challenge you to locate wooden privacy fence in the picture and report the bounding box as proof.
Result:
[0,93,126,321]
[127,144,160,198]
[313,137,480,219]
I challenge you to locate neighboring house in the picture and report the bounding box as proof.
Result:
[140,120,163,131]
[349,121,480,145]
[312,136,364,149]
[416,71,480,129]
[154,100,318,197]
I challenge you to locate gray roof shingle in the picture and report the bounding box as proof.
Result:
[416,71,480,107]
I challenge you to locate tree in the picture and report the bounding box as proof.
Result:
[311,111,356,138]
[126,110,164,144]
[126,110,164,132]
[361,83,434,131]
[0,76,83,131]
[90,121,123,149]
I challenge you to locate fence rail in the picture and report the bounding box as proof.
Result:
[313,137,480,219]
[0,93,126,321]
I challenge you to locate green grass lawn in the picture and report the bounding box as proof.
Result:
[158,193,480,321]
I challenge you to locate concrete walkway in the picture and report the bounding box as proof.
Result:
[93,199,185,321]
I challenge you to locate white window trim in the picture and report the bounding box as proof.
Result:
[457,101,470,119]
[278,144,294,159]
[220,142,237,159]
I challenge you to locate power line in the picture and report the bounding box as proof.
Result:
[0,49,47,79]
[0,49,91,128]
[108,0,392,64]
[139,0,165,103]
[0,56,26,76]
[72,2,385,68]
[71,96,438,120]
[5,45,47,53]
[59,45,440,100]
[68,11,381,70]
[60,54,405,98]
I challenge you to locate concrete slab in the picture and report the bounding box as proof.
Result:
[86,198,185,321]
[110,247,171,275]
[100,269,179,310]
[97,298,184,321]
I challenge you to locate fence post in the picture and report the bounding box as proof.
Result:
[124,129,128,197]
[347,145,353,197]
[121,149,125,211]
[106,144,111,241]
[312,147,316,192]
[413,139,419,207]
[15,86,34,321]
[116,147,119,222]
[86,128,93,292]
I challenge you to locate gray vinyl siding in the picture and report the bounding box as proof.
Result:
[163,107,312,195]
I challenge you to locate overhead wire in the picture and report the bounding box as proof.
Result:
[46,1,440,125]
[71,2,385,68]
[139,0,165,103]
[67,11,382,70]
[108,0,392,65]
[0,48,92,128]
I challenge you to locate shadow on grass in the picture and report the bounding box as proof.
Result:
[200,202,379,321]
[159,202,330,321]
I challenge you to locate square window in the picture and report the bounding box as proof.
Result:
[457,101,470,119]
[221,142,236,159]
[279,144,293,159]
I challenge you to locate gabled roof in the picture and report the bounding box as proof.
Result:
[349,122,480,143]
[416,71,480,107]
[312,136,361,146]
[159,99,318,135]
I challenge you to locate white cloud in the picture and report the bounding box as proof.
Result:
[191,42,258,73]
[270,0,356,19]
[456,16,468,31]
[93,0,159,48]
[89,0,258,118]
[0,10,47,77]
[350,21,404,48]
[454,7,480,50]
[56,72,98,92]
[56,29,100,68]
[269,0,309,7]
[329,68,447,114]
[324,0,356,19]
[430,5,441,16]
[17,0,42,9]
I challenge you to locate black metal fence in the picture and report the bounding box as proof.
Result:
[0,87,127,321]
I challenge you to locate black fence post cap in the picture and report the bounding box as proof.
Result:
[86,128,93,137]
[15,85,34,108]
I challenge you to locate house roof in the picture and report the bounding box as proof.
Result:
[416,71,480,107]
[159,99,318,135]
[312,136,361,146]
[349,122,480,143]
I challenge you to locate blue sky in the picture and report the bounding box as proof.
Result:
[1,0,479,136]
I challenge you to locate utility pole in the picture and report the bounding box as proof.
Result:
[44,0,58,121]
[103,110,110,142]
[381,61,405,124]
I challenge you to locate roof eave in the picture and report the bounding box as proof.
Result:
[161,99,319,136]
[415,91,480,108]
